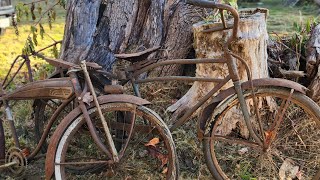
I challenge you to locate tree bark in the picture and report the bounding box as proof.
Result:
[167,10,269,120]
[60,0,217,75]
[306,24,320,102]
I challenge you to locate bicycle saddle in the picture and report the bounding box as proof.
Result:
[114,46,160,62]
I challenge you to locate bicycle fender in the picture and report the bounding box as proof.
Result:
[197,78,308,140]
[45,94,150,180]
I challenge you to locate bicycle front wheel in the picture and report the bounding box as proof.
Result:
[203,87,320,180]
[53,102,178,179]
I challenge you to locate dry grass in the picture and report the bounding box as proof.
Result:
[134,81,213,179]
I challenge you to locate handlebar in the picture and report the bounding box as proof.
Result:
[185,0,240,44]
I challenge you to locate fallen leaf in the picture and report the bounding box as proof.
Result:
[279,158,300,180]
[265,130,276,145]
[162,167,168,174]
[21,148,30,157]
[82,92,93,105]
[145,137,160,147]
[146,145,168,168]
[105,169,115,178]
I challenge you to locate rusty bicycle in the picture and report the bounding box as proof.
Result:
[0,46,178,179]
[82,0,319,179]
[0,0,319,179]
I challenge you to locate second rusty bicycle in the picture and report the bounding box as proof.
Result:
[98,0,320,179]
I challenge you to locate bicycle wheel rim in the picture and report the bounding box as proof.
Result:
[205,87,320,179]
[54,103,177,180]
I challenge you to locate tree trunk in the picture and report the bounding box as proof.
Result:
[306,24,320,102]
[60,0,219,75]
[167,10,269,120]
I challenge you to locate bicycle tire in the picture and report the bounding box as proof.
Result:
[52,102,178,179]
[203,87,320,179]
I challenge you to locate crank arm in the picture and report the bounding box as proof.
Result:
[0,161,17,169]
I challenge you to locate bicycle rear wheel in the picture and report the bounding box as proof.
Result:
[52,102,178,179]
[203,87,320,179]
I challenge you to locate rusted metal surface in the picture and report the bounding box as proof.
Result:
[3,59,26,89]
[132,58,226,77]
[170,76,231,131]
[81,61,119,162]
[54,160,112,166]
[197,78,309,135]
[186,0,239,44]
[3,78,74,100]
[212,78,308,103]
[135,76,226,83]
[206,135,261,149]
[1,1,316,179]
[45,97,150,179]
[264,89,294,149]
[24,55,33,82]
[2,55,21,86]
[115,46,160,62]
[118,111,136,159]
[234,81,263,146]
[104,85,124,94]
[97,94,150,105]
[32,52,79,69]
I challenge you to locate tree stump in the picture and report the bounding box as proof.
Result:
[306,24,320,102]
[168,10,269,120]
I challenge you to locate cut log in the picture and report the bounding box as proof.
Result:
[167,10,269,120]
[306,24,320,102]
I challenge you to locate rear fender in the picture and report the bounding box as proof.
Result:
[45,94,150,180]
[197,78,308,140]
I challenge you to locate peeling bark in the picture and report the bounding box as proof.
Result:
[306,25,320,101]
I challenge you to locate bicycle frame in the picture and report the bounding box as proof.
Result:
[0,55,121,165]
[123,0,306,147]
[0,78,75,159]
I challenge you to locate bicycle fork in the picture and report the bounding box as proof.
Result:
[225,49,264,146]
[75,61,119,162]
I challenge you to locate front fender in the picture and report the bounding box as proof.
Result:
[197,78,308,139]
[45,94,150,180]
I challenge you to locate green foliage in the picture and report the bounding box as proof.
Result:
[291,17,318,51]
[235,161,257,180]
[59,0,67,8]
[22,37,35,55]
[289,17,318,72]
[31,25,38,46]
[0,0,65,79]
[239,0,319,35]
[224,0,238,9]
[39,23,45,39]
[51,44,59,58]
